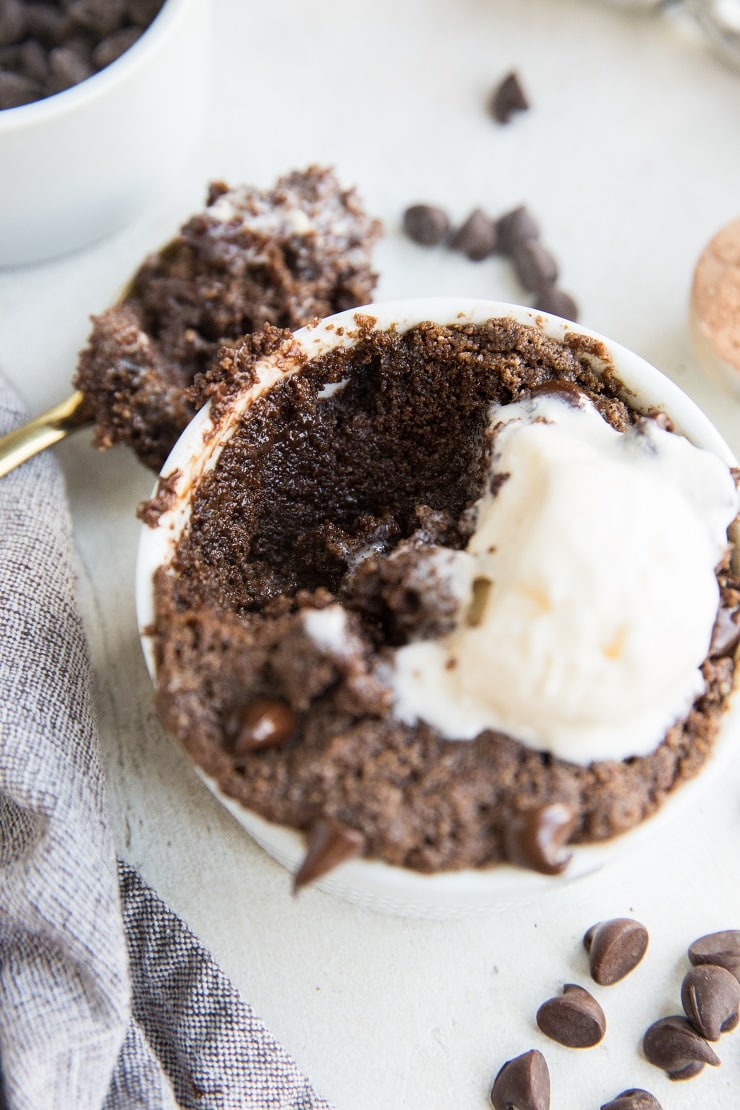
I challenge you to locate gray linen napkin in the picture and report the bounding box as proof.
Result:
[0,374,333,1110]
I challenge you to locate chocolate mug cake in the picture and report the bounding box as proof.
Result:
[137,300,740,902]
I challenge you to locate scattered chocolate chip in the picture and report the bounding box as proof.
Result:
[681,963,740,1041]
[536,983,606,1048]
[504,802,576,874]
[490,1048,550,1110]
[642,1015,720,1080]
[293,815,366,892]
[512,239,559,293]
[689,930,740,980]
[226,697,296,757]
[534,286,579,322]
[600,1090,663,1110]
[496,205,540,254]
[490,69,529,124]
[583,918,649,986]
[402,204,450,247]
[450,208,497,261]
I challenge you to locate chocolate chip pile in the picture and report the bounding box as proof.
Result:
[402,201,579,321]
[0,0,165,109]
[490,921,740,1109]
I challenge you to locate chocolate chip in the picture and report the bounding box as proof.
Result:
[0,0,27,48]
[534,286,579,322]
[642,1015,720,1080]
[512,239,559,293]
[18,38,49,83]
[126,0,164,26]
[689,930,740,980]
[496,205,540,255]
[0,70,41,108]
[583,918,649,986]
[504,802,576,874]
[600,1090,663,1110]
[293,815,365,892]
[93,26,141,69]
[709,606,740,658]
[22,3,66,45]
[490,70,529,124]
[490,1048,550,1110]
[536,983,606,1048]
[450,208,497,261]
[681,963,740,1040]
[67,0,127,38]
[402,204,450,247]
[226,697,296,757]
[48,44,94,90]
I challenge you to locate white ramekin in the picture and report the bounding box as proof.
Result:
[136,298,740,918]
[0,0,209,268]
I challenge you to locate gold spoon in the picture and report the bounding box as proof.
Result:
[0,239,177,479]
[0,392,92,478]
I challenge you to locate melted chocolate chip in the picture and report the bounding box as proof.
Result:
[600,1090,663,1110]
[642,1015,720,1080]
[293,816,365,892]
[489,70,530,124]
[226,697,296,758]
[681,963,740,1041]
[583,918,649,986]
[504,802,576,874]
[526,379,588,407]
[490,1048,550,1110]
[688,929,740,980]
[536,983,606,1048]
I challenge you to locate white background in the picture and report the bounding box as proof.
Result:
[2,1,740,1106]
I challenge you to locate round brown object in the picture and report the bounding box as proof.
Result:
[690,218,740,393]
[583,917,649,985]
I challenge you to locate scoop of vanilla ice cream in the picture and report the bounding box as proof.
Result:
[390,392,738,764]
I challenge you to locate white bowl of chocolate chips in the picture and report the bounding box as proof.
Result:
[136,297,740,919]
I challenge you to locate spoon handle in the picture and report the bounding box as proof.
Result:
[0,391,92,478]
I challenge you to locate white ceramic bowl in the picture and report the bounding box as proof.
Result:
[136,298,740,919]
[0,0,209,268]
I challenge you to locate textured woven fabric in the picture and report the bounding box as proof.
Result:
[0,376,333,1110]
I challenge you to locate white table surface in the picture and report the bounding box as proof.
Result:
[3,1,740,1107]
